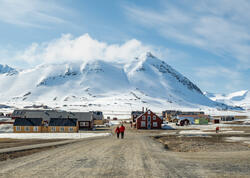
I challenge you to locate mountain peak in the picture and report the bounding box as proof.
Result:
[145,52,155,58]
[127,53,204,95]
[0,64,18,75]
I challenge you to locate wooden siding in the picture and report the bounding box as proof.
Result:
[93,120,103,125]
[48,126,78,133]
[13,126,42,133]
[13,126,78,133]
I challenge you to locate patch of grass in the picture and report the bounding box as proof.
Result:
[154,134,250,152]
[0,146,57,162]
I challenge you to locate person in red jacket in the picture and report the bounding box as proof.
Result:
[119,124,125,139]
[115,126,120,139]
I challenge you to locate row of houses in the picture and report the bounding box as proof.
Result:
[131,109,211,129]
[12,109,104,133]
[161,110,210,125]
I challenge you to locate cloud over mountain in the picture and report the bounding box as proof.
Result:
[17,33,165,66]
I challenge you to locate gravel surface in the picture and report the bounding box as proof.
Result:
[0,127,250,177]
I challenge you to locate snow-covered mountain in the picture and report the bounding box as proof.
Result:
[0,52,235,112]
[0,64,18,76]
[204,90,250,109]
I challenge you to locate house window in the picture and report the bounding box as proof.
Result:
[147,116,151,122]
[24,126,30,131]
[141,121,146,127]
[153,122,158,127]
[142,116,146,120]
[153,115,156,120]
[33,126,38,132]
[148,111,151,114]
[80,122,89,127]
[16,126,21,131]
[51,127,56,132]
[60,127,65,132]
[68,127,74,132]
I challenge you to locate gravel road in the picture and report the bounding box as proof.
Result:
[0,127,250,178]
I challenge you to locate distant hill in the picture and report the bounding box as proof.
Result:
[204,90,250,109]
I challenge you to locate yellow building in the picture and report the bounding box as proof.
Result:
[13,118,43,133]
[93,120,104,125]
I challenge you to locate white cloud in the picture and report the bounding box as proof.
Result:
[124,0,250,69]
[0,0,72,28]
[11,33,169,66]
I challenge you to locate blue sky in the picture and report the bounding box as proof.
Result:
[0,0,249,94]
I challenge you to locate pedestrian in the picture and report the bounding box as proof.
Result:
[130,121,133,128]
[115,126,120,139]
[216,126,219,133]
[119,124,125,139]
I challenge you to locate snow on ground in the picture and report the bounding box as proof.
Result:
[0,133,111,139]
[0,124,13,133]
[226,137,250,144]
[178,130,215,135]
[179,130,245,135]
[163,122,250,135]
[239,117,250,124]
[109,120,122,125]
[0,117,12,122]
[167,123,249,130]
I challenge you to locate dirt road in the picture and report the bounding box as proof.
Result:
[0,128,250,178]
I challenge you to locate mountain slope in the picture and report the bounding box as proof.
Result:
[0,52,234,111]
[0,64,17,76]
[205,90,250,109]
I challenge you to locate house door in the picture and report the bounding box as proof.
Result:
[147,122,151,129]
[147,116,151,129]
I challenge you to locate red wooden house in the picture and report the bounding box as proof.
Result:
[136,110,162,129]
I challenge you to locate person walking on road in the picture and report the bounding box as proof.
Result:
[119,124,125,139]
[115,126,120,139]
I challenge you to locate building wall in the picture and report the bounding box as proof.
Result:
[136,111,162,129]
[42,126,49,132]
[48,126,78,133]
[94,120,103,125]
[194,118,208,125]
[79,121,92,130]
[13,126,79,133]
[13,126,42,133]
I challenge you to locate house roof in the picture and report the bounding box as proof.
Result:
[49,118,77,126]
[135,110,159,121]
[177,114,205,118]
[12,110,27,117]
[12,109,94,122]
[131,111,143,115]
[13,118,42,126]
[12,109,66,119]
[70,112,93,121]
[91,111,103,120]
